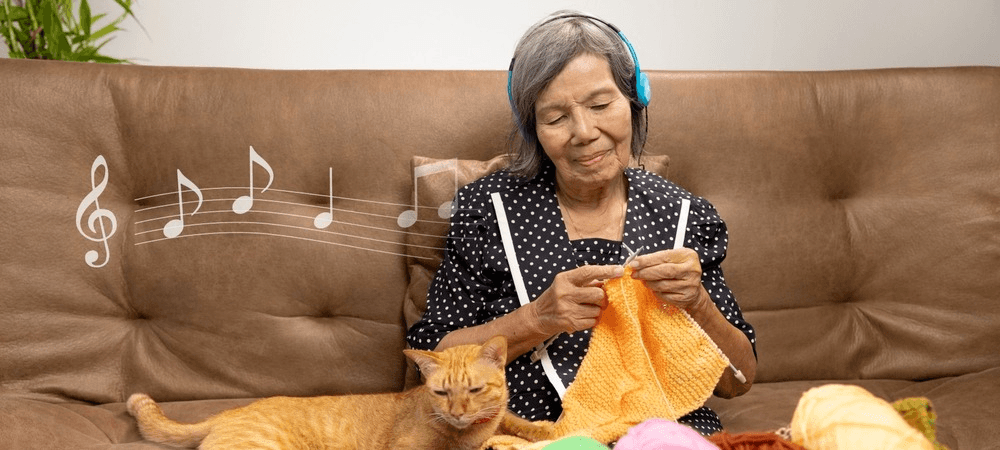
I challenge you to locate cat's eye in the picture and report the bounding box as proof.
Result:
[469,386,483,394]
[433,389,448,396]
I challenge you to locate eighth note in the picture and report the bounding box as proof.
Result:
[397,159,458,228]
[163,169,204,239]
[76,155,118,268]
[313,167,334,229]
[232,146,274,214]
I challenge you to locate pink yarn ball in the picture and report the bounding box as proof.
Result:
[615,419,719,450]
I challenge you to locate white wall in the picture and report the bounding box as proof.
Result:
[91,0,999,70]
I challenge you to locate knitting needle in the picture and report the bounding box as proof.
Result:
[623,242,747,385]
[622,244,644,267]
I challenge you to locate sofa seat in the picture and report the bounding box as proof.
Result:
[707,367,1000,449]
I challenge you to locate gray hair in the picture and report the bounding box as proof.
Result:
[506,10,648,178]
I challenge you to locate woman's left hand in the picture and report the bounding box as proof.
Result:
[628,248,709,312]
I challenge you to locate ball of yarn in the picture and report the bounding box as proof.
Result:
[614,419,719,450]
[790,384,934,450]
[708,431,807,450]
[542,436,609,450]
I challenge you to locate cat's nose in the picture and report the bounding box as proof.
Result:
[450,400,469,417]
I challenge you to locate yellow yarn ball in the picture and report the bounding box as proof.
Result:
[790,384,934,450]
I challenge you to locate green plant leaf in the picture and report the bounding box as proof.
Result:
[41,0,72,59]
[38,1,57,55]
[2,0,135,62]
[2,2,27,58]
[1,3,27,58]
[0,6,29,22]
[25,0,40,32]
[79,0,91,40]
[89,20,119,42]
[111,0,136,20]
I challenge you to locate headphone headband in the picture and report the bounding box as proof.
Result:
[507,13,651,117]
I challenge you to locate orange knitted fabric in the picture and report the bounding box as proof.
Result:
[486,267,730,449]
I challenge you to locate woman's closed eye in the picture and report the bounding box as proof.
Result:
[542,115,566,126]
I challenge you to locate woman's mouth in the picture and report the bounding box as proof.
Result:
[577,150,611,167]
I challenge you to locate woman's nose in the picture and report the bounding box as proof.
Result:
[569,109,600,145]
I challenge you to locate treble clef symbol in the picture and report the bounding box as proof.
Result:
[75,155,118,268]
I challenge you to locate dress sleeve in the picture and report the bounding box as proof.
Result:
[406,182,501,351]
[686,197,757,357]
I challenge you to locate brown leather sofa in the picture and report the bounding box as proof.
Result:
[1,58,997,449]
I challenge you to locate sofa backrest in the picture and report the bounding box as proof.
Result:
[1,59,997,404]
[0,61,511,403]
[656,69,1000,382]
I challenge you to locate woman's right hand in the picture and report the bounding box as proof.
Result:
[529,264,625,336]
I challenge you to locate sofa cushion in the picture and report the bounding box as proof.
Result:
[0,395,255,448]
[0,61,513,405]
[654,70,1000,384]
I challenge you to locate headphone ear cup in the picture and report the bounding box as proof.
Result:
[637,71,651,107]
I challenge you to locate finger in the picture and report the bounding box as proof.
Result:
[629,248,694,270]
[566,264,625,286]
[631,263,687,282]
[570,285,609,306]
[644,281,699,301]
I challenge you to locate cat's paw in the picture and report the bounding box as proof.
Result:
[498,412,554,442]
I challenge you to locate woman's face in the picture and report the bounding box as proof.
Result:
[535,52,632,193]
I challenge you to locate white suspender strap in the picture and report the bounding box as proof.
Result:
[490,192,568,399]
[673,198,691,250]
[491,193,530,308]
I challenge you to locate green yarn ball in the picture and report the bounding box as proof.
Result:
[542,436,610,449]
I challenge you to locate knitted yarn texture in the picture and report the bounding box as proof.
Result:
[485,267,730,449]
[892,397,948,450]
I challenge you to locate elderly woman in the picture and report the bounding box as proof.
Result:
[407,11,756,436]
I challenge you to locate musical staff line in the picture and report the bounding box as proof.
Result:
[135,191,474,226]
[130,148,468,261]
[135,230,435,260]
[134,220,447,252]
[137,196,455,226]
[135,186,461,213]
[134,202,479,241]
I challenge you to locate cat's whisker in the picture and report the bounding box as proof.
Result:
[470,404,502,421]
[427,412,449,426]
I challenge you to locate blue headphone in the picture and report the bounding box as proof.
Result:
[507,14,651,114]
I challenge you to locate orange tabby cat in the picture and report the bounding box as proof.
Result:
[128,335,538,450]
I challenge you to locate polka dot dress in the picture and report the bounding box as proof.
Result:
[406,164,756,436]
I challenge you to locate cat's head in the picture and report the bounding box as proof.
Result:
[403,335,508,429]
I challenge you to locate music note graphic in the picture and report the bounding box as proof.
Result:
[76,155,118,268]
[313,167,334,229]
[397,159,458,228]
[232,146,274,215]
[163,169,204,238]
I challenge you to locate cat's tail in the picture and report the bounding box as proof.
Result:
[127,393,213,448]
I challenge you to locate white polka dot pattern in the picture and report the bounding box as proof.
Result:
[406,165,756,435]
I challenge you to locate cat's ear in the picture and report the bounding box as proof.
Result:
[404,349,443,377]
[479,335,508,370]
